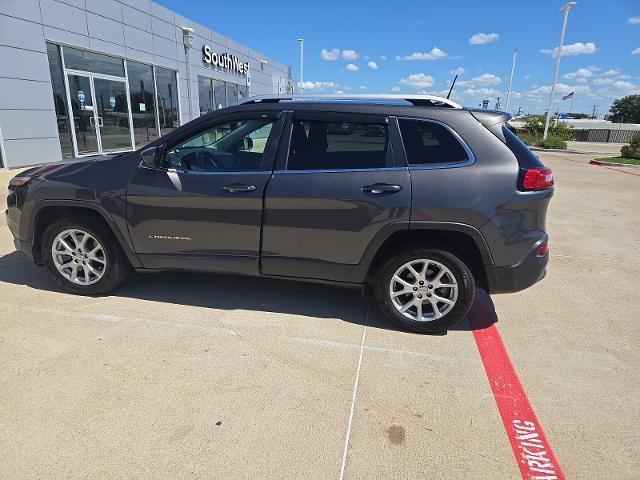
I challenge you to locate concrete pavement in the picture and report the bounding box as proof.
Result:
[0,151,638,478]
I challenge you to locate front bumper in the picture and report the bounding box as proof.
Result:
[6,191,34,261]
[487,235,549,294]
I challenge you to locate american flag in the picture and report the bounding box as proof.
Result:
[562,91,574,100]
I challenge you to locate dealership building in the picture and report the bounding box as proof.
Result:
[0,0,292,169]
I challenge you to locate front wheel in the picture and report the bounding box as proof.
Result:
[42,216,131,295]
[374,248,475,333]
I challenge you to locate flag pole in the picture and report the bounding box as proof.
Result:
[569,95,574,114]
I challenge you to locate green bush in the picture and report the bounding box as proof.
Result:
[537,136,567,150]
[523,115,574,141]
[620,131,640,159]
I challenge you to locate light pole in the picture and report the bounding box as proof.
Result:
[297,38,304,93]
[543,2,577,139]
[505,49,518,114]
[181,27,194,121]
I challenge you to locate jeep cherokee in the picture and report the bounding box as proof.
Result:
[5,94,553,333]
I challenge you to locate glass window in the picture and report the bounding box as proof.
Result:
[238,85,248,102]
[214,80,226,110]
[165,118,275,172]
[226,83,238,106]
[155,67,178,136]
[398,119,468,165]
[127,61,158,148]
[198,77,214,115]
[46,43,73,157]
[287,120,389,170]
[62,46,124,77]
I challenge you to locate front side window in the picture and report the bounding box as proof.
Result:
[398,119,469,165]
[165,118,275,172]
[287,120,389,170]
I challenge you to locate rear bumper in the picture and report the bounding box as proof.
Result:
[487,235,549,294]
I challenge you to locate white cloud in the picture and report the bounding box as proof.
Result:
[450,67,466,76]
[469,32,499,45]
[345,63,360,72]
[333,90,345,94]
[628,16,640,24]
[525,83,591,98]
[575,77,588,84]
[458,73,502,88]
[396,47,447,61]
[342,49,358,60]
[398,73,435,89]
[358,85,367,90]
[564,67,594,80]
[367,61,378,70]
[540,42,596,57]
[299,81,338,91]
[601,69,620,77]
[320,48,341,61]
[606,81,640,95]
[632,47,640,55]
[380,55,387,60]
[462,88,501,97]
[592,77,614,86]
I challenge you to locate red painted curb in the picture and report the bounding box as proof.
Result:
[589,159,640,176]
[470,320,565,480]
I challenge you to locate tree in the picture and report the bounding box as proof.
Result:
[608,95,640,124]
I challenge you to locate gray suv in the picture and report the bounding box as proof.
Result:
[6,94,553,333]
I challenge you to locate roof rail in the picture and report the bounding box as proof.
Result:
[237,93,462,109]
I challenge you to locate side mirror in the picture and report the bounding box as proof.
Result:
[241,136,254,151]
[140,146,161,169]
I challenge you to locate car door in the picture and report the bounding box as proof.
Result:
[260,111,411,282]
[127,111,284,274]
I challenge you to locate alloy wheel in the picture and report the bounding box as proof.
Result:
[389,258,459,322]
[51,229,107,286]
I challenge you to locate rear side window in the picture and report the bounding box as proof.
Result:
[501,125,545,169]
[287,120,389,170]
[398,119,469,165]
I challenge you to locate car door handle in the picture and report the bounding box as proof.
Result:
[362,183,403,194]
[222,183,257,193]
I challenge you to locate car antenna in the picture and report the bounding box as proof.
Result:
[447,75,458,99]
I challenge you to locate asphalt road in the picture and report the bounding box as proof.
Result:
[0,151,638,479]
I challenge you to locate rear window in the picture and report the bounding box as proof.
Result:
[398,119,469,165]
[501,125,545,169]
[287,120,390,170]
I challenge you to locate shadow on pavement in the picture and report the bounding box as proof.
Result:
[0,250,497,333]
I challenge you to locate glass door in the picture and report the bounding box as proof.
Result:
[93,78,132,153]
[66,73,133,156]
[67,74,99,155]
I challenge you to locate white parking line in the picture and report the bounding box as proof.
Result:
[339,301,370,480]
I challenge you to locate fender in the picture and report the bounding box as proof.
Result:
[348,220,495,283]
[28,199,142,268]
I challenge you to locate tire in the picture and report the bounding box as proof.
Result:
[374,247,475,333]
[42,215,131,295]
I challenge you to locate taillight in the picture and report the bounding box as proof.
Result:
[522,168,554,191]
[536,242,549,256]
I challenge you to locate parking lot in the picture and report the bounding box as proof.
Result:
[0,151,638,479]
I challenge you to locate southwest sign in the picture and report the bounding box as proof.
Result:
[202,45,250,76]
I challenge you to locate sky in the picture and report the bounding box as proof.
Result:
[156,0,639,116]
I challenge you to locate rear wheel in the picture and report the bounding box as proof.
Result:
[42,216,131,295]
[374,247,475,333]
